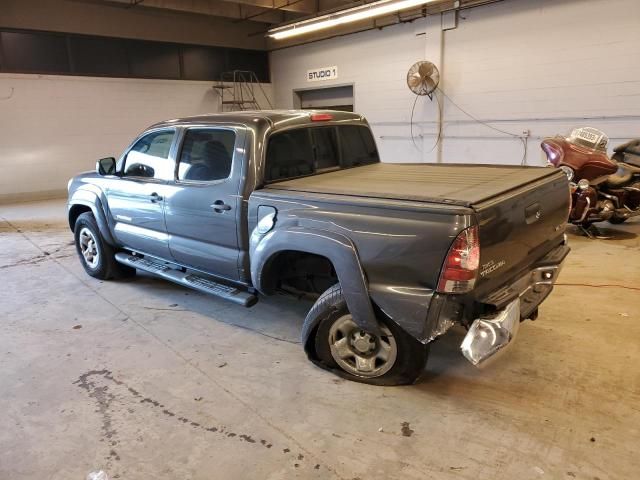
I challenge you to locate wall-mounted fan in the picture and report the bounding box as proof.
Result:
[407,61,440,98]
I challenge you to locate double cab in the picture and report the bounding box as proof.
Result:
[68,110,570,385]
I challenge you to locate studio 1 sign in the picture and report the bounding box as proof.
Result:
[307,66,338,82]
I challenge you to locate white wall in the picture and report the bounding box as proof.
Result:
[271,22,426,163]
[0,74,273,202]
[270,0,640,166]
[0,0,272,202]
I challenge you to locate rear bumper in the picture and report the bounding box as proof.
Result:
[461,241,570,367]
[461,298,521,366]
[478,241,570,318]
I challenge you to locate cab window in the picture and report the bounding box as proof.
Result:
[339,125,379,168]
[265,128,313,182]
[177,128,236,182]
[265,125,379,182]
[311,127,339,171]
[123,130,175,180]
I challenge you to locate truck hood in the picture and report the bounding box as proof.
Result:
[265,163,560,207]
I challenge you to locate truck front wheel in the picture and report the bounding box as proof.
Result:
[306,284,428,386]
[74,212,135,280]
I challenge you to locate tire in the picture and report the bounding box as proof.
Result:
[74,212,135,280]
[608,215,627,224]
[305,284,428,386]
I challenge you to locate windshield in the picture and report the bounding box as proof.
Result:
[265,125,379,182]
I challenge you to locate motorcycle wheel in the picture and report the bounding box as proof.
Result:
[609,181,640,224]
[609,216,627,224]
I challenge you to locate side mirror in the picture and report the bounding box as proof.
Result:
[96,157,117,176]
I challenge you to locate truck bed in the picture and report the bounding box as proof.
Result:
[266,161,569,305]
[266,163,560,207]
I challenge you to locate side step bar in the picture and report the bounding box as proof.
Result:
[115,253,258,307]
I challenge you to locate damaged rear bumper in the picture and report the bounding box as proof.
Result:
[461,242,570,367]
[460,298,521,366]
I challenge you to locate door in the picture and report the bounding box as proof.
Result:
[296,85,354,112]
[106,128,176,259]
[164,126,245,281]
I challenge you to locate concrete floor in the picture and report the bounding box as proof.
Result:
[1,199,639,480]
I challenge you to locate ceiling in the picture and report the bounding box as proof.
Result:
[75,0,503,47]
[87,0,360,26]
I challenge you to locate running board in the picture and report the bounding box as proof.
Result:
[115,253,257,307]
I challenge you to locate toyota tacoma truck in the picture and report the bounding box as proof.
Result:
[68,110,570,385]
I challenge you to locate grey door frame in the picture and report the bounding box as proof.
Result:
[162,124,248,282]
[107,127,179,259]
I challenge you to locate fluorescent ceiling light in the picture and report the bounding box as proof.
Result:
[268,0,439,40]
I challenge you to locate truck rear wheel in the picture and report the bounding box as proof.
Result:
[306,284,428,386]
[74,212,135,280]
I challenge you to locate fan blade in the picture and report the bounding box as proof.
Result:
[424,77,436,94]
[418,62,434,78]
[408,74,423,89]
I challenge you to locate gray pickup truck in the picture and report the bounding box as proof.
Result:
[68,110,570,385]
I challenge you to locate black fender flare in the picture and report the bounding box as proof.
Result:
[250,226,380,339]
[68,189,116,246]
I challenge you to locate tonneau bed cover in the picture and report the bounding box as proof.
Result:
[266,163,559,207]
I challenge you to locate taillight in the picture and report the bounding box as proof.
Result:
[310,113,333,121]
[437,225,480,294]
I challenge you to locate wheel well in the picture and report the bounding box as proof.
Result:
[68,204,92,231]
[262,250,338,297]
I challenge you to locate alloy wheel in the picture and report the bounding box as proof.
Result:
[79,227,100,269]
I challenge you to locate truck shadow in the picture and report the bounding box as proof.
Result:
[131,271,312,344]
[418,326,472,381]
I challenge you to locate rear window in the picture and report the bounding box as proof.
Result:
[265,125,379,182]
[339,125,379,168]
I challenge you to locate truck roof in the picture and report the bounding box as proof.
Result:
[150,109,365,131]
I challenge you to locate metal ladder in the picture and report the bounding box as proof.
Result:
[212,70,273,112]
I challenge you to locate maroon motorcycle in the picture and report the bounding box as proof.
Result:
[541,127,640,237]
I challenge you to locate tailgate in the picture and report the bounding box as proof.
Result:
[472,171,569,299]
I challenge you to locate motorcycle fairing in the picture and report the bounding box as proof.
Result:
[542,136,617,181]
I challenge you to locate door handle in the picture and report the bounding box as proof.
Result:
[211,200,231,213]
[150,192,163,202]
